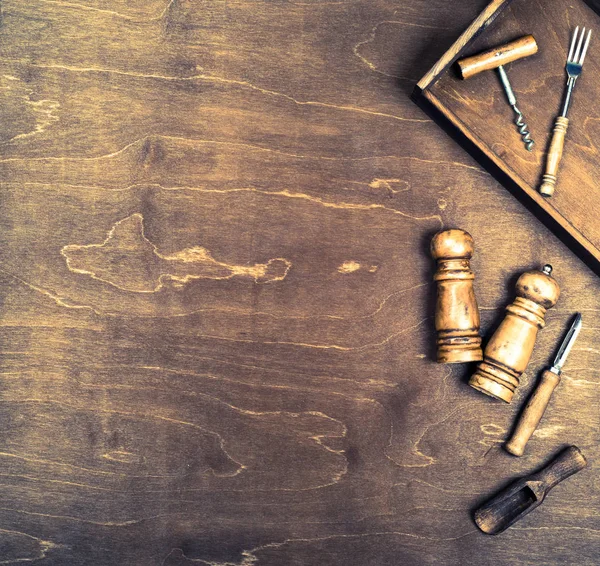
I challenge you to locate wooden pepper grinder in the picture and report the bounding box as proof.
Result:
[470,265,560,403]
[431,229,482,364]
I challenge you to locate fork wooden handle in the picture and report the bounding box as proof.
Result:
[540,116,569,197]
[505,370,561,456]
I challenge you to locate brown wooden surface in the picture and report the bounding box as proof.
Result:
[0,0,598,564]
[429,0,600,272]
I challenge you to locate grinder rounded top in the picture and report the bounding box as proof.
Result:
[516,264,560,309]
[431,229,474,260]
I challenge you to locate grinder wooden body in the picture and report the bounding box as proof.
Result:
[470,265,559,402]
[431,229,482,364]
[456,35,538,151]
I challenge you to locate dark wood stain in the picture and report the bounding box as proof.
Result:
[0,0,597,564]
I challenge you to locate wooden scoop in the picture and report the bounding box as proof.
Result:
[474,446,587,535]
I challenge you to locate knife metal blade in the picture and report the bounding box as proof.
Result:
[551,313,582,373]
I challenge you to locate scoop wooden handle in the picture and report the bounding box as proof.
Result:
[457,35,538,79]
[533,446,587,491]
[505,370,561,456]
[540,117,569,197]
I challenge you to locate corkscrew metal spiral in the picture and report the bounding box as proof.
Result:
[512,104,534,151]
[497,65,535,151]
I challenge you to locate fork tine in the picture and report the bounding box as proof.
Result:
[574,27,586,62]
[568,26,579,61]
[579,29,592,64]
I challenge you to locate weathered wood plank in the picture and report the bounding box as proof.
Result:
[0,0,597,564]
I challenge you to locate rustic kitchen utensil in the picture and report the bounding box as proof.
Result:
[413,0,600,278]
[457,35,538,150]
[474,445,587,534]
[469,265,560,402]
[505,313,582,456]
[431,229,483,363]
[540,27,592,197]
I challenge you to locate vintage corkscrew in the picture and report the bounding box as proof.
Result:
[457,35,538,151]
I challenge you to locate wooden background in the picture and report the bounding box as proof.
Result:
[0,0,597,564]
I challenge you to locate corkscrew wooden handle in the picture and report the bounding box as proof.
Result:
[540,117,569,197]
[505,370,561,456]
[457,35,538,79]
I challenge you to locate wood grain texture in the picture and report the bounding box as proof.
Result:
[0,0,597,564]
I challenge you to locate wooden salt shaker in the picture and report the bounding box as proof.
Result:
[431,229,482,363]
[470,265,560,403]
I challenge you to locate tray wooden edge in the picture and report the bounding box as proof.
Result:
[413,0,514,97]
[412,0,600,278]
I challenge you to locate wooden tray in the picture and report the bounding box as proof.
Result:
[413,0,600,276]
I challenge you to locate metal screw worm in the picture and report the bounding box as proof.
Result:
[512,104,534,151]
[498,65,534,151]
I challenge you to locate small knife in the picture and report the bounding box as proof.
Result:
[505,313,582,456]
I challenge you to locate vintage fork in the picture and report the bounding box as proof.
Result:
[540,26,592,197]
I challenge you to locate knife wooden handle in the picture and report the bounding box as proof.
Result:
[540,117,569,197]
[505,369,561,456]
[533,445,587,492]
